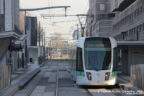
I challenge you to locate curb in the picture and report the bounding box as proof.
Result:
[0,68,40,96]
[40,61,48,67]
[19,68,40,89]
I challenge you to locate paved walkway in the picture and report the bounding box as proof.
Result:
[117,74,144,96]
[117,74,131,84]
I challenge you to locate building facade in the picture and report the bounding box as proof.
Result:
[86,0,144,77]
[0,0,22,90]
[110,0,144,76]
[111,0,144,41]
[86,0,114,37]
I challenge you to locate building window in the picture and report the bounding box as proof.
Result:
[100,4,105,11]
[0,0,4,14]
[142,6,144,13]
[140,7,143,14]
[139,25,142,32]
[134,10,137,18]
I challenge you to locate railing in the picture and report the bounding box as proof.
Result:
[131,64,144,90]
[0,65,11,90]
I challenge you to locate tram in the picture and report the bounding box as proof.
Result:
[76,37,118,86]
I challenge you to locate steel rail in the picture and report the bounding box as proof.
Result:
[85,89,94,96]
[55,62,59,96]
[86,88,120,96]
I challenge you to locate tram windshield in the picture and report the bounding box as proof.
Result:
[84,38,111,71]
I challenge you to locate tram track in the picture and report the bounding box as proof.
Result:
[84,85,124,96]
[85,88,95,96]
[19,60,125,96]
[55,62,59,96]
[55,60,122,96]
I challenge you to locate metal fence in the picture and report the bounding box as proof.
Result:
[131,64,144,90]
[0,65,11,90]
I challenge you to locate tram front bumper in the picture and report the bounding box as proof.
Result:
[77,77,116,86]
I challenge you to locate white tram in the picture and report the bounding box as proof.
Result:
[76,37,118,86]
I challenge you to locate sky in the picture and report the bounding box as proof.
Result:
[20,0,89,40]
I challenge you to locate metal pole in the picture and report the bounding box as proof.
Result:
[39,22,41,46]
[55,62,59,96]
[77,24,79,39]
[24,11,27,67]
[77,16,84,37]
[44,32,46,58]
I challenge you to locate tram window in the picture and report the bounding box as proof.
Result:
[76,47,84,72]
[113,47,118,71]
[84,38,111,70]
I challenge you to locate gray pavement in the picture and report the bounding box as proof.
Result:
[115,73,144,96]
[9,61,144,96]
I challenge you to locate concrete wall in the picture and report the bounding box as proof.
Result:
[86,0,112,37]
[0,0,4,31]
[5,0,13,31]
[119,45,144,76]
[112,0,144,40]
[26,17,31,46]
[110,0,144,76]
[0,0,4,14]
[4,0,20,32]
[92,20,113,37]
[129,46,144,66]
[14,0,19,29]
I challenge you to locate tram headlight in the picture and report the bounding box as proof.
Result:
[86,72,92,80]
[105,72,110,80]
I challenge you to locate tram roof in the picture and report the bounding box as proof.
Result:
[76,37,115,48]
